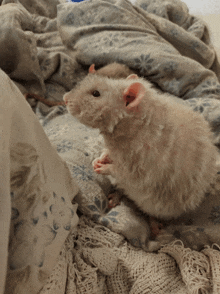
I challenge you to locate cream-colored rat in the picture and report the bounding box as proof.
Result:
[63,73,218,220]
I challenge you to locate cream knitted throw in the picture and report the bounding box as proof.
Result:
[41,216,220,294]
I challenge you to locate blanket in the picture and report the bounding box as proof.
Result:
[1,0,220,293]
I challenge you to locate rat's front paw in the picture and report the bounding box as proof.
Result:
[94,163,113,175]
[92,158,103,170]
[92,151,113,171]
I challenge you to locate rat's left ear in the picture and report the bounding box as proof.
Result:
[89,64,96,74]
[123,82,145,109]
[126,74,138,80]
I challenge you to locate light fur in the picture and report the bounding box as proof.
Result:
[93,62,134,79]
[64,74,218,220]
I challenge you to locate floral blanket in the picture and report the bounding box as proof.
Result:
[1,0,220,293]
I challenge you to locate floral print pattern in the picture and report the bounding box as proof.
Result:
[134,54,154,75]
[87,197,119,226]
[9,143,78,271]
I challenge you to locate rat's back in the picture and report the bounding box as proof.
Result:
[103,79,218,219]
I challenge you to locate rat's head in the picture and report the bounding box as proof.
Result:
[64,74,146,133]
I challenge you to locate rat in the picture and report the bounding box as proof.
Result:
[89,61,186,209]
[63,72,218,221]
[89,62,187,210]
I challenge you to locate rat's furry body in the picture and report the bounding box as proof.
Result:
[64,73,218,220]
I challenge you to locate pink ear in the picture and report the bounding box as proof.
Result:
[123,82,145,109]
[126,74,138,80]
[89,64,96,74]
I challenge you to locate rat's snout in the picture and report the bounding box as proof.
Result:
[63,91,81,115]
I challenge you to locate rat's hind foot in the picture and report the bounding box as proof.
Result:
[149,216,164,240]
[107,192,122,208]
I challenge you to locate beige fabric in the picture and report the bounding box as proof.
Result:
[196,13,220,80]
[0,68,79,294]
[195,14,220,50]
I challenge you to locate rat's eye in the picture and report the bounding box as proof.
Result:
[92,90,100,97]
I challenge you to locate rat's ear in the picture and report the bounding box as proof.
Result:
[126,74,138,80]
[89,64,96,74]
[123,82,145,109]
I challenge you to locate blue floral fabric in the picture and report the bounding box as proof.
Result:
[57,0,220,101]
